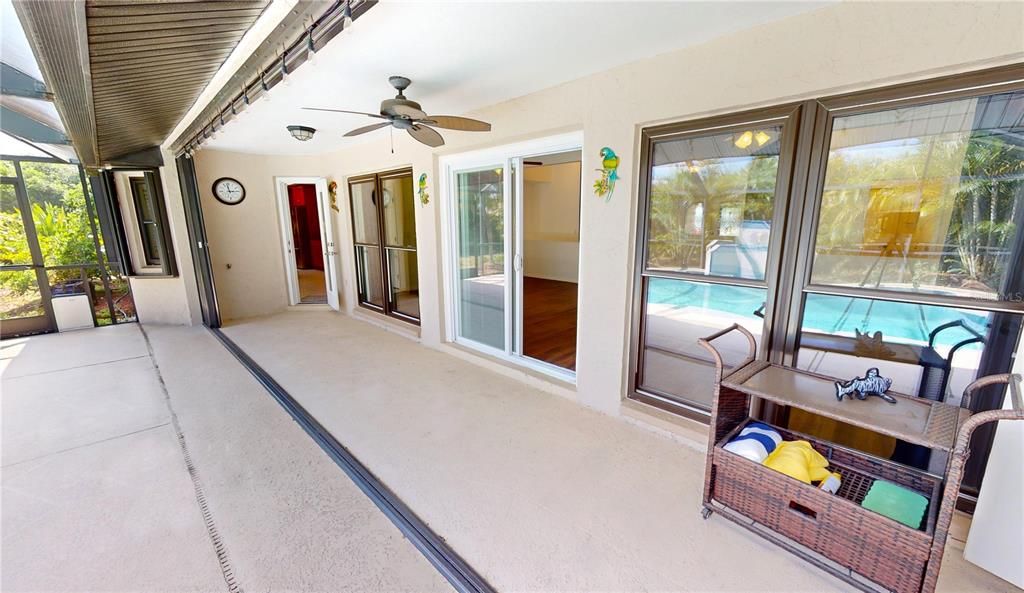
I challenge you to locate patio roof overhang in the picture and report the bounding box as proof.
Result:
[11,0,276,168]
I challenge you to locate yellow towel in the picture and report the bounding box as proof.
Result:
[763,441,831,484]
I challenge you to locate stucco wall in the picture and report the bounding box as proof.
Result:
[192,151,331,320]
[191,1,1024,414]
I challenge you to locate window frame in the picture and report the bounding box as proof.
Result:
[129,176,161,267]
[629,64,1024,501]
[347,168,420,325]
[630,64,1024,421]
[629,103,806,420]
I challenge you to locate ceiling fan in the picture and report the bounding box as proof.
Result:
[303,76,491,148]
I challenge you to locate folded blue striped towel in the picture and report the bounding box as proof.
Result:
[723,422,782,463]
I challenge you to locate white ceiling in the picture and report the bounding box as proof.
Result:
[202,1,829,156]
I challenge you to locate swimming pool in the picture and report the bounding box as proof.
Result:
[647,277,988,350]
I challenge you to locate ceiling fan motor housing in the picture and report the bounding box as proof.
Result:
[380,97,423,119]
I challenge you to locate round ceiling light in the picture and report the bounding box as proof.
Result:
[287,125,316,142]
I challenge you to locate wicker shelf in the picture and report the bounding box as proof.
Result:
[697,323,1022,593]
[721,360,970,452]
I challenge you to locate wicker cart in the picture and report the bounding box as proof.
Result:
[697,323,1022,593]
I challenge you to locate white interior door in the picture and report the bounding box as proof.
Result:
[314,179,340,311]
[276,180,300,305]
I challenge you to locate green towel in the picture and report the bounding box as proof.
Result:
[862,480,928,529]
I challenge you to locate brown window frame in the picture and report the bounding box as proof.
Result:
[630,64,1024,419]
[629,64,1024,501]
[347,168,420,325]
[129,176,162,267]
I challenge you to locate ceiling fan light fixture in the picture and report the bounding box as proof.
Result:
[287,125,316,142]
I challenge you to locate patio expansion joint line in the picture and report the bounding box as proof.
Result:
[1,354,150,380]
[137,325,242,593]
[207,327,496,593]
[0,422,171,469]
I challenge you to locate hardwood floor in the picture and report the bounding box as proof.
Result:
[298,268,327,304]
[523,276,578,370]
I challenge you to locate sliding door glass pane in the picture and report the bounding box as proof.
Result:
[381,175,416,249]
[355,245,384,307]
[387,248,419,318]
[349,180,379,244]
[456,167,504,349]
[641,277,766,410]
[647,125,782,280]
[811,90,1024,301]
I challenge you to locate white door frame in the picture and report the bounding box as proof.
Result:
[439,131,584,381]
[274,176,340,310]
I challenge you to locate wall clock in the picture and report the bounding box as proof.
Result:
[212,177,246,205]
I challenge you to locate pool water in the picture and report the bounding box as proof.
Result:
[647,277,988,350]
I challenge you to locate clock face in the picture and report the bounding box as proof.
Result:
[212,177,245,205]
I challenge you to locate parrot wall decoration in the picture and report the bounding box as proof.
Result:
[418,172,430,205]
[594,147,620,201]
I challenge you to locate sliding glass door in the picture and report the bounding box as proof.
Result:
[454,165,509,352]
[447,134,584,374]
[348,169,420,323]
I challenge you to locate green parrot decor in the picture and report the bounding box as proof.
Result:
[418,172,429,205]
[594,147,619,201]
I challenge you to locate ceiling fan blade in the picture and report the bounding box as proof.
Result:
[344,122,391,137]
[303,107,388,119]
[420,115,491,132]
[391,104,427,119]
[408,124,444,148]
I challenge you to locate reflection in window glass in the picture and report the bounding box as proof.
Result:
[381,175,416,249]
[387,248,419,318]
[640,277,766,410]
[349,181,379,245]
[457,168,505,349]
[130,177,161,266]
[797,293,994,404]
[647,125,782,280]
[811,90,1024,301]
[355,245,384,307]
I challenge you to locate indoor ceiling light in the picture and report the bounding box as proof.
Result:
[754,130,772,146]
[287,125,316,141]
[734,130,753,149]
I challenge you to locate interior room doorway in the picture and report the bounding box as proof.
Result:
[520,152,581,370]
[443,133,583,378]
[275,177,339,310]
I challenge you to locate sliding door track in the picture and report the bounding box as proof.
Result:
[209,328,495,593]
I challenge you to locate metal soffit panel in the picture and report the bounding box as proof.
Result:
[85,0,270,162]
[13,0,269,166]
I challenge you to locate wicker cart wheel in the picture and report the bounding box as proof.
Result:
[701,507,713,520]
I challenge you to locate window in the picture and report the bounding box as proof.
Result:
[348,169,419,323]
[632,106,799,415]
[130,177,161,266]
[631,67,1024,494]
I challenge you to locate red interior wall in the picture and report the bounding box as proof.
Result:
[287,184,323,270]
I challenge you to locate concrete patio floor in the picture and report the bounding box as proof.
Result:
[0,323,450,593]
[221,310,1017,593]
[2,314,1017,592]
